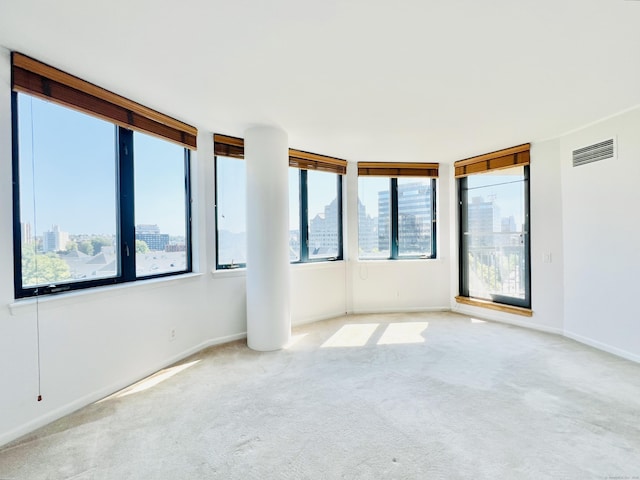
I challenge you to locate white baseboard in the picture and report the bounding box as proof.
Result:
[451,304,563,335]
[564,330,640,364]
[0,332,247,448]
[292,311,347,327]
[350,306,450,315]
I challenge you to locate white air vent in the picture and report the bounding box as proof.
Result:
[572,138,615,167]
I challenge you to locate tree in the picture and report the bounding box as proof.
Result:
[135,240,150,254]
[21,245,71,286]
[66,240,78,252]
[91,236,112,255]
[77,240,94,256]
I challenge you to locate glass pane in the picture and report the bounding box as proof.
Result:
[358,177,390,259]
[289,168,301,262]
[398,178,434,257]
[216,156,247,267]
[307,170,339,259]
[464,166,526,301]
[134,132,188,277]
[17,94,118,288]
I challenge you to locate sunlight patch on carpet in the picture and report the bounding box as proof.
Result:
[377,322,428,345]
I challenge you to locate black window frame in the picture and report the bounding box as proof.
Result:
[293,168,343,263]
[458,165,531,309]
[214,154,247,270]
[11,92,193,299]
[358,177,437,260]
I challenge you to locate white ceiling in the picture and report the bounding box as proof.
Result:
[1,0,639,164]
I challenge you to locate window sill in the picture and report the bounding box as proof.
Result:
[211,268,246,278]
[9,272,203,316]
[356,257,440,265]
[455,296,533,317]
[211,260,346,278]
[290,260,345,270]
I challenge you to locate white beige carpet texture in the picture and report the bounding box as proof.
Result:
[1,312,639,479]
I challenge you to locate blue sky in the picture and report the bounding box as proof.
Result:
[18,94,187,237]
[466,168,526,230]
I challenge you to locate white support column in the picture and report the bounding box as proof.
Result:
[245,126,291,351]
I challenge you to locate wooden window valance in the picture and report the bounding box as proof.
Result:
[454,143,530,178]
[288,149,347,175]
[214,134,245,159]
[214,134,348,175]
[11,52,197,149]
[357,162,439,177]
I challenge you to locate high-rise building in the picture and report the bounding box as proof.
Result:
[377,190,390,251]
[377,182,432,254]
[468,197,497,246]
[42,225,69,253]
[397,182,432,254]
[135,224,170,252]
[357,199,377,254]
[309,199,339,256]
[21,222,32,246]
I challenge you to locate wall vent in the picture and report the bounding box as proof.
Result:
[572,138,615,167]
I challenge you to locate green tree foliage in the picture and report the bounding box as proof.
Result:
[91,236,112,255]
[66,240,78,252]
[77,240,94,256]
[21,245,71,286]
[135,240,150,254]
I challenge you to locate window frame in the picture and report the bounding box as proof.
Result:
[457,165,531,309]
[358,176,437,261]
[214,155,246,270]
[11,92,193,298]
[293,168,343,263]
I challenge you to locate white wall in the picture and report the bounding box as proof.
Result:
[346,163,452,313]
[559,107,640,362]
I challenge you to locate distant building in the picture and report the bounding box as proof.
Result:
[357,199,378,255]
[136,224,160,234]
[21,222,32,245]
[468,197,498,246]
[377,182,433,254]
[377,190,390,251]
[397,182,432,254]
[42,225,69,252]
[501,215,516,233]
[165,244,186,253]
[309,199,339,257]
[289,230,300,261]
[135,224,169,251]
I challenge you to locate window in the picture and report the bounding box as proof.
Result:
[357,162,438,260]
[134,132,190,277]
[11,53,195,298]
[215,156,247,269]
[214,135,345,268]
[456,144,531,309]
[294,169,343,262]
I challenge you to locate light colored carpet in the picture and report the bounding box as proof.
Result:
[1,311,639,479]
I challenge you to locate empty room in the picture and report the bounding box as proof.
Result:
[0,1,639,478]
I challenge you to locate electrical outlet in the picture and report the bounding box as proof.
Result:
[169,328,176,342]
